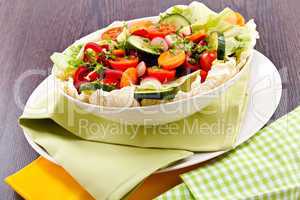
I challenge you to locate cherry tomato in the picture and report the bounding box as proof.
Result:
[184,54,199,72]
[112,49,126,57]
[73,66,90,89]
[101,27,123,40]
[200,70,208,83]
[147,68,176,83]
[158,49,185,70]
[186,31,207,43]
[199,51,217,72]
[120,68,138,88]
[83,42,103,62]
[108,56,139,71]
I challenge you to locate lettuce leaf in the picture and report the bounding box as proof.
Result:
[161,1,258,57]
[162,2,216,25]
[50,45,83,80]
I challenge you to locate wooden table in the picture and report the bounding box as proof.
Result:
[0,0,299,199]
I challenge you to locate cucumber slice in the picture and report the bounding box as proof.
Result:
[134,87,176,100]
[79,81,116,92]
[127,35,160,55]
[208,32,225,60]
[159,14,191,31]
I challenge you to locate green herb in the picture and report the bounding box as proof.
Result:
[148,45,161,53]
[68,58,85,68]
[193,45,209,54]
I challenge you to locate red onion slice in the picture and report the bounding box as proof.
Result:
[137,61,146,77]
[150,37,168,52]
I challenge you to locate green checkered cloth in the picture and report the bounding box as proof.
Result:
[156,106,300,200]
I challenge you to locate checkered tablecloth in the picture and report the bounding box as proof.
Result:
[156,106,300,200]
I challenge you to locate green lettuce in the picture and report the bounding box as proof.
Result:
[162,1,258,58]
[50,44,83,80]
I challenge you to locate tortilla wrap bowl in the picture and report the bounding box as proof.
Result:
[53,16,253,125]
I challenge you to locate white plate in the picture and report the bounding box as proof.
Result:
[23,50,282,173]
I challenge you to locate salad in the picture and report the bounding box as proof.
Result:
[51,2,258,107]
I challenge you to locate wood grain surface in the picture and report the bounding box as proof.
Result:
[0,0,299,199]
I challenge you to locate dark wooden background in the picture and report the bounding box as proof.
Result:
[0,0,299,199]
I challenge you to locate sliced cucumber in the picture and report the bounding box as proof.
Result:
[159,14,191,31]
[127,35,160,55]
[79,81,116,92]
[208,32,225,60]
[134,87,176,100]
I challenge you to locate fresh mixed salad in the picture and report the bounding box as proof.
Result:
[51,2,258,107]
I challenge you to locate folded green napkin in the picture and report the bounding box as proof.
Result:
[20,66,250,152]
[20,119,192,199]
[156,106,300,200]
[19,65,249,199]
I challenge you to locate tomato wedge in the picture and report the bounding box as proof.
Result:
[120,68,138,88]
[199,51,217,72]
[101,27,123,40]
[158,49,185,70]
[147,68,176,83]
[200,70,208,83]
[73,66,90,89]
[84,42,103,62]
[186,30,207,43]
[108,56,139,71]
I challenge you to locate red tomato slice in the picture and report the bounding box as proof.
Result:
[101,27,123,40]
[86,71,100,81]
[73,66,90,89]
[131,28,150,38]
[108,56,139,71]
[200,70,208,83]
[104,69,123,80]
[84,42,103,62]
[132,24,176,39]
[199,51,217,72]
[147,68,176,83]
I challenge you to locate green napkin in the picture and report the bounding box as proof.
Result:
[20,119,192,200]
[20,66,250,152]
[156,106,300,200]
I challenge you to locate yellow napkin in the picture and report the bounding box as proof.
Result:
[5,157,94,200]
[5,157,202,200]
